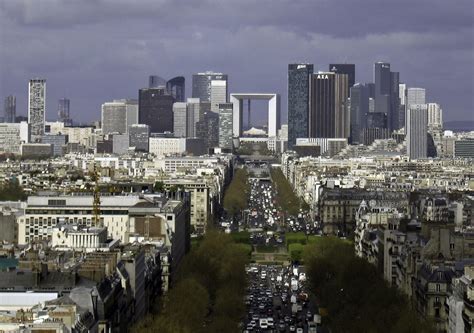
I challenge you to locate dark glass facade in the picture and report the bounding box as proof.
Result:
[196,110,219,152]
[287,63,313,149]
[57,98,72,126]
[138,88,174,134]
[374,62,400,131]
[329,64,355,88]
[349,84,369,144]
[148,75,166,88]
[4,95,16,123]
[309,72,349,138]
[366,112,387,129]
[166,76,185,102]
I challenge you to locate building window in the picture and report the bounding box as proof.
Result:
[436,284,440,292]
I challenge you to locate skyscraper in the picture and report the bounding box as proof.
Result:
[287,63,314,149]
[210,80,227,113]
[196,110,219,152]
[374,62,400,131]
[149,75,167,88]
[407,104,428,160]
[389,71,400,130]
[138,88,174,133]
[166,76,185,102]
[4,95,16,123]
[349,83,370,144]
[427,103,443,129]
[57,98,72,126]
[173,102,188,138]
[101,100,137,135]
[28,78,46,142]
[187,98,209,137]
[309,72,349,138]
[399,83,407,129]
[192,72,228,102]
[329,64,355,88]
[218,103,233,151]
[406,88,426,107]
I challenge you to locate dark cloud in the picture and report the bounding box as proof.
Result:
[0,0,473,123]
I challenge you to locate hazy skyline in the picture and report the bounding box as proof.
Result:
[0,0,473,124]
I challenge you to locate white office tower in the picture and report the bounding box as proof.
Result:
[173,102,187,137]
[427,103,443,129]
[101,99,138,135]
[407,88,426,107]
[28,78,46,142]
[186,98,203,137]
[407,104,428,160]
[399,84,407,106]
[210,80,227,113]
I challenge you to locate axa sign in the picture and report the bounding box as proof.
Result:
[317,74,329,79]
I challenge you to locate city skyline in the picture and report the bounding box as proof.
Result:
[0,0,472,124]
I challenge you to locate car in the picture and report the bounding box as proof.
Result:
[296,328,304,333]
[289,325,296,332]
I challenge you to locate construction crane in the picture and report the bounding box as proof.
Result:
[89,163,101,227]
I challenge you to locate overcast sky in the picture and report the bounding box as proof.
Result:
[0,0,473,124]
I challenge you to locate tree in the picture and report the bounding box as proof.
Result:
[134,231,249,332]
[223,169,249,219]
[0,179,27,201]
[270,168,302,216]
[154,181,165,192]
[303,237,435,332]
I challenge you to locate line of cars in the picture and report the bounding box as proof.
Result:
[242,264,321,333]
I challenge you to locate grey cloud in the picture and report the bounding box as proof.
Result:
[0,0,472,123]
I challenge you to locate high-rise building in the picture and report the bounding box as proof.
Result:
[389,71,400,131]
[427,103,443,129]
[309,72,349,138]
[101,99,138,135]
[407,104,428,160]
[173,99,209,138]
[28,78,46,142]
[192,72,228,102]
[57,98,72,126]
[349,83,370,144]
[329,64,355,87]
[210,80,227,113]
[149,75,167,88]
[186,98,208,137]
[287,63,314,149]
[366,112,387,129]
[138,88,174,134]
[129,124,150,152]
[399,83,407,129]
[218,103,233,151]
[173,102,188,138]
[407,88,426,107]
[4,95,16,123]
[196,110,219,152]
[374,62,400,131]
[166,76,185,102]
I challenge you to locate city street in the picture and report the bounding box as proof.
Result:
[242,263,319,333]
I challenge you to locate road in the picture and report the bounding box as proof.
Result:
[242,263,319,332]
